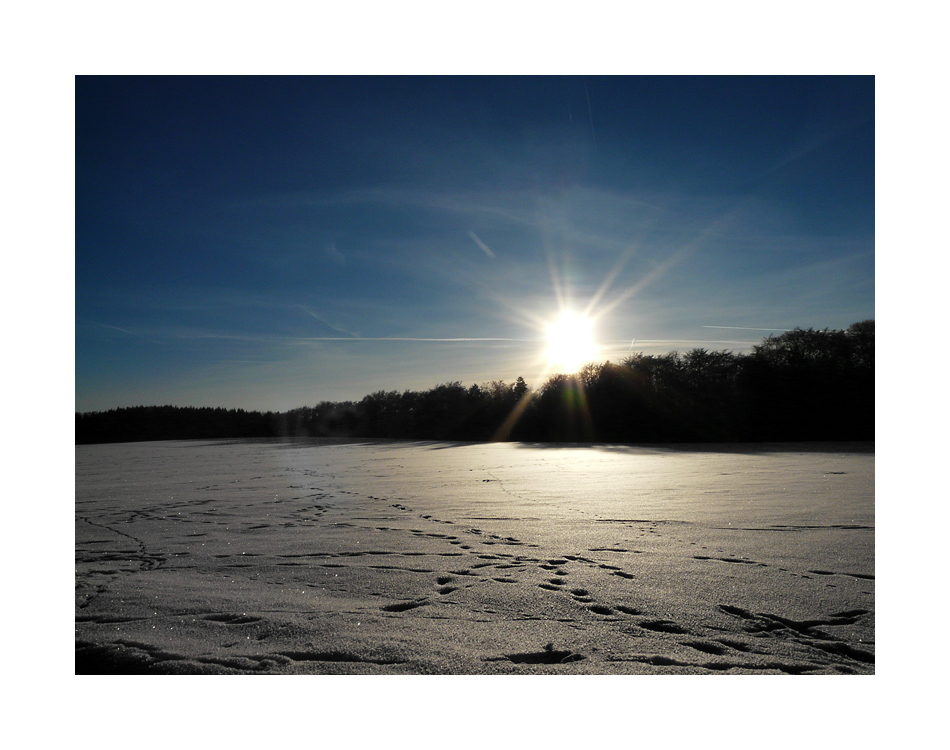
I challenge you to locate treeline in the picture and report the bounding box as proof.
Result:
[76,321,873,445]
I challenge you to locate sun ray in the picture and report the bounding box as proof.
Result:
[582,244,635,318]
[492,388,537,441]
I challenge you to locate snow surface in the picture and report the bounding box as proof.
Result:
[75,438,874,674]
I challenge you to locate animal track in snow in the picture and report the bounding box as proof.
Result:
[203,613,264,625]
[381,600,428,613]
[486,642,586,665]
[716,604,874,665]
[639,619,691,635]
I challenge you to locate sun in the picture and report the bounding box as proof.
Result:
[546,311,598,374]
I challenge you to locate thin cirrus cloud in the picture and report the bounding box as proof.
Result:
[75,77,873,412]
[84,183,869,340]
[144,187,861,350]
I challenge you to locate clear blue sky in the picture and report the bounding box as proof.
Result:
[75,75,874,412]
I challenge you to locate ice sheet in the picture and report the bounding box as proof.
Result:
[75,438,874,674]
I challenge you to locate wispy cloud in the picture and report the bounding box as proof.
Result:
[324,241,346,266]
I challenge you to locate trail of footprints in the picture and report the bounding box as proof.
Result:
[691,552,874,585]
[378,505,679,628]
[79,484,874,673]
[370,497,873,673]
[157,480,871,673]
[375,498,652,622]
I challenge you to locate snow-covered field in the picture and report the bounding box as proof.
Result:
[75,438,874,674]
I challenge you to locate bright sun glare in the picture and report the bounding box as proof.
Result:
[546,311,598,374]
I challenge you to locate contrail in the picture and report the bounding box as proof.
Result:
[468,230,496,258]
[304,337,540,342]
[94,321,159,344]
[296,304,357,337]
[583,78,597,149]
[98,323,135,335]
[702,325,793,332]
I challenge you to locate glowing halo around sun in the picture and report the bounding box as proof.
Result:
[545,310,598,374]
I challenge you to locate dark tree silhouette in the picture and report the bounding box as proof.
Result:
[76,321,874,445]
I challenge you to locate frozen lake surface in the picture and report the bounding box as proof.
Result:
[75,438,874,674]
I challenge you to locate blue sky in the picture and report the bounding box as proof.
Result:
[76,76,874,412]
